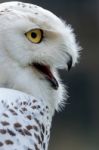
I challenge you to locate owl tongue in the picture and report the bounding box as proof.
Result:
[33,63,59,90]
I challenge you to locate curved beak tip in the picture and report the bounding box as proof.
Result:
[67,56,73,71]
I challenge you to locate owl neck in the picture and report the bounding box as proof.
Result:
[18,71,65,116]
[0,62,65,116]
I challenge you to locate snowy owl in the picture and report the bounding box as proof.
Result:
[0,1,80,150]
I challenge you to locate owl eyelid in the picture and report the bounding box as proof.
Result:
[25,29,43,35]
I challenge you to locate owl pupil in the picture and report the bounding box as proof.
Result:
[31,32,37,38]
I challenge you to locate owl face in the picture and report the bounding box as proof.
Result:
[0,1,80,90]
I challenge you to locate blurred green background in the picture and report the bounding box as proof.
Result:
[0,0,99,149]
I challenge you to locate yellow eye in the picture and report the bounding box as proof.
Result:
[25,29,43,44]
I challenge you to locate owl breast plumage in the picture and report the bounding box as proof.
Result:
[0,88,51,150]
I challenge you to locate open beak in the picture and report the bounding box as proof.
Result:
[31,63,59,90]
[30,54,72,90]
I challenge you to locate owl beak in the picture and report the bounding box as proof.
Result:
[31,63,59,90]
[67,54,73,71]
[45,74,59,90]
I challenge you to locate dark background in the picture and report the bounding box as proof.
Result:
[1,0,99,150]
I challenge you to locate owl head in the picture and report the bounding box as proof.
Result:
[0,1,80,112]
